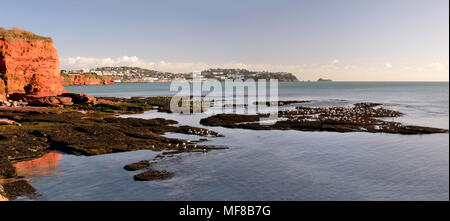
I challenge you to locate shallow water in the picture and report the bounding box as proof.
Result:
[14,82,449,201]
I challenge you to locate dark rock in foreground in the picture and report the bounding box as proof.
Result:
[0,180,36,200]
[124,160,151,171]
[200,102,449,135]
[98,96,178,113]
[0,109,221,158]
[133,170,174,181]
[0,152,17,178]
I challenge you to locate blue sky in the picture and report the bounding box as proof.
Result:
[1,0,448,80]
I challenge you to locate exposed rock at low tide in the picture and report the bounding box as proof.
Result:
[133,170,173,181]
[200,102,449,134]
[124,160,151,171]
[8,92,109,107]
[0,152,17,178]
[0,180,36,200]
[254,100,311,106]
[98,96,207,114]
[0,110,222,158]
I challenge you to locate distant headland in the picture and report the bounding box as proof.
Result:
[317,78,332,82]
[62,67,300,83]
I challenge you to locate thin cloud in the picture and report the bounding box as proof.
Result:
[60,56,307,74]
[60,56,449,81]
[429,62,446,72]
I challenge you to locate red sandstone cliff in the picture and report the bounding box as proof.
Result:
[61,74,115,86]
[0,28,110,107]
[0,28,66,100]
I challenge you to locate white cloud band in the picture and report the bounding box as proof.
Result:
[60,56,449,81]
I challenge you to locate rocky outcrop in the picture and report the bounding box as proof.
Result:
[200,102,449,135]
[123,160,151,171]
[0,151,17,178]
[61,73,114,86]
[0,28,112,107]
[8,92,101,107]
[0,180,36,200]
[133,170,173,181]
[0,28,66,100]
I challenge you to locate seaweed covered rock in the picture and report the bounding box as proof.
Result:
[0,180,36,200]
[124,160,151,171]
[8,92,100,107]
[0,108,222,157]
[0,152,17,178]
[133,170,173,181]
[200,102,449,134]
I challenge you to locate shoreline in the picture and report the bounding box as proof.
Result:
[1,96,448,200]
[0,96,223,200]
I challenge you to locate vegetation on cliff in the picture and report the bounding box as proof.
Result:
[0,27,52,43]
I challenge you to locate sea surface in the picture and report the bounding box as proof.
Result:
[14,82,449,200]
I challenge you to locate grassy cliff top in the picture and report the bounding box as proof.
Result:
[0,27,53,43]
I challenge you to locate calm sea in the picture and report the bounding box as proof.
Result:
[14,82,449,200]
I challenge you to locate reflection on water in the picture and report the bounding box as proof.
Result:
[13,152,63,183]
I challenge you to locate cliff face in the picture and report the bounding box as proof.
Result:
[0,29,66,101]
[0,78,5,100]
[61,74,114,86]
